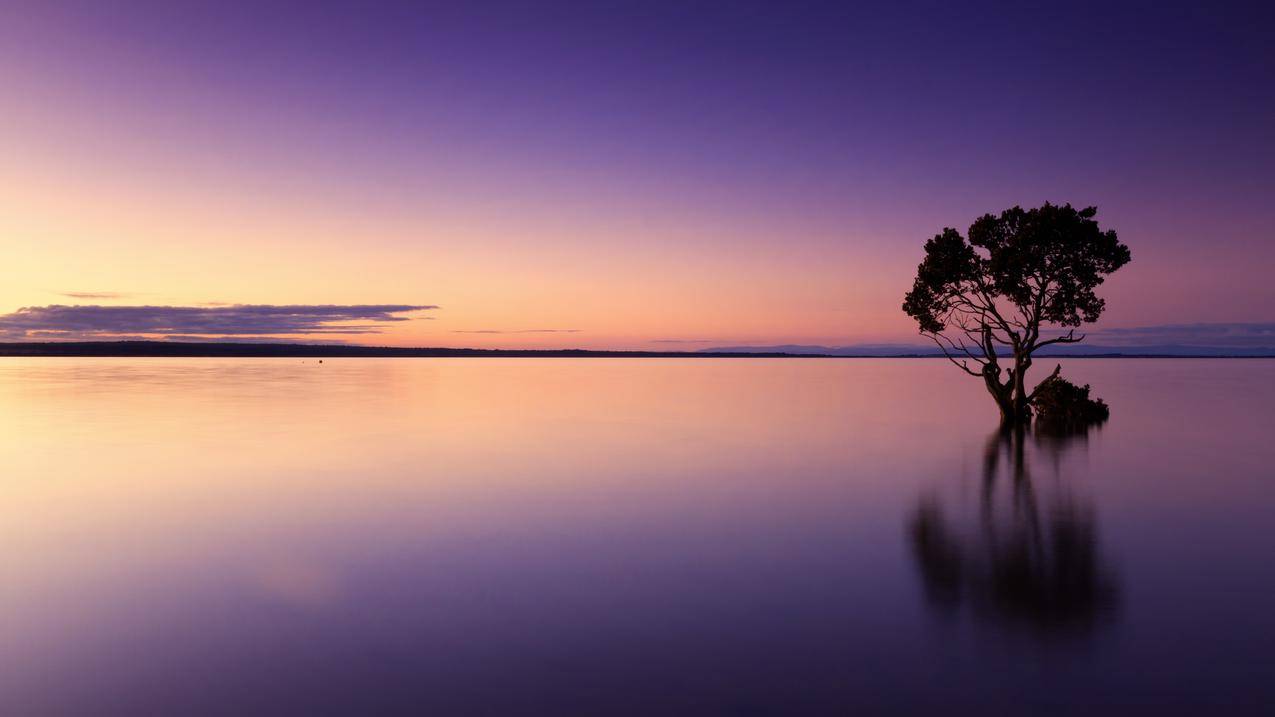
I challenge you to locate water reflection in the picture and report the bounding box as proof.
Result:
[3,359,1273,711]
[909,426,1120,637]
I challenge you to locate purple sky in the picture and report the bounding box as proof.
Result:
[1,1,1271,347]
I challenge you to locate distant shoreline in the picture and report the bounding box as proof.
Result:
[0,341,1271,359]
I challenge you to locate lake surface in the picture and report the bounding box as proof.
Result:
[0,358,1271,714]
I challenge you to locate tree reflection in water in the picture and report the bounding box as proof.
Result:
[909,426,1119,637]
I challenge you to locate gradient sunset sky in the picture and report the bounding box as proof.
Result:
[2,1,1271,348]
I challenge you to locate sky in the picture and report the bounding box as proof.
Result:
[1,1,1272,348]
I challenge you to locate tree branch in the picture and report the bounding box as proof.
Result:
[1027,363,1063,401]
[1033,329,1085,350]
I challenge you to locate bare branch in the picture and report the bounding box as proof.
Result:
[924,332,983,377]
[934,331,988,365]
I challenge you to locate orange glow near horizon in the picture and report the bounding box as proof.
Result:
[0,113,911,349]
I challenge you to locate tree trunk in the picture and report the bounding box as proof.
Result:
[998,398,1031,426]
[1009,353,1032,423]
[983,370,1023,426]
[983,355,1035,426]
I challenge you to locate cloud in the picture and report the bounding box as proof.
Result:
[0,304,436,340]
[1057,322,1275,348]
[651,339,719,344]
[451,329,580,334]
[59,291,134,300]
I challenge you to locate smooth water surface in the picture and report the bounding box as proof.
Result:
[1,358,1272,714]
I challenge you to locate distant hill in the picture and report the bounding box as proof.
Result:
[700,344,936,357]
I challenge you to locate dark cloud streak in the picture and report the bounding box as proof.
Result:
[1052,322,1275,348]
[0,304,436,340]
[59,291,134,300]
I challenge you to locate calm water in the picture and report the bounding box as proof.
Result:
[1,358,1272,714]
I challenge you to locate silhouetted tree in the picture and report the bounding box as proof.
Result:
[902,203,1130,424]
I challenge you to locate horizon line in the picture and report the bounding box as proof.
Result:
[1,340,1272,360]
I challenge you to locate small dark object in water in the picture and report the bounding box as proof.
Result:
[1032,375,1109,433]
